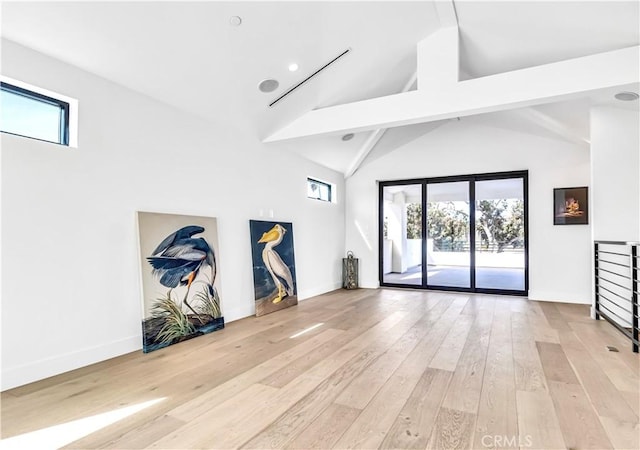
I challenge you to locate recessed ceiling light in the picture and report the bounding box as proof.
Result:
[342,133,355,141]
[258,79,279,93]
[288,63,299,72]
[614,91,639,101]
[229,16,242,26]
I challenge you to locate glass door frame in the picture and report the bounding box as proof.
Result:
[378,170,529,296]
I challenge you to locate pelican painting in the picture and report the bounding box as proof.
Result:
[250,220,298,317]
[138,212,224,353]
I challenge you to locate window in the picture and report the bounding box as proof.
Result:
[379,171,528,295]
[1,81,70,145]
[307,178,332,202]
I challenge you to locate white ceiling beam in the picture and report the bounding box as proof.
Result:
[434,0,458,28]
[343,1,459,178]
[418,0,459,89]
[344,129,387,179]
[264,46,639,143]
[344,72,417,179]
[263,2,447,145]
[417,26,459,90]
[514,108,591,148]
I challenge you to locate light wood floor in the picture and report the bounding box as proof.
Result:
[1,289,639,449]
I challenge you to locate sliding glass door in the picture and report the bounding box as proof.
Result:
[379,171,528,295]
[426,181,471,289]
[475,177,526,291]
[381,183,423,286]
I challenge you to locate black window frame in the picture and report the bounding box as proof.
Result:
[378,170,529,297]
[1,81,70,146]
[307,177,333,203]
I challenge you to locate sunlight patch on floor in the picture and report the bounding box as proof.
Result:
[0,397,165,450]
[290,323,324,339]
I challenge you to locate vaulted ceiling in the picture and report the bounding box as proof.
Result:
[2,1,639,174]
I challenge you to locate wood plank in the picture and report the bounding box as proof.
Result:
[242,301,464,449]
[428,314,474,372]
[93,414,186,449]
[596,318,640,368]
[331,300,467,449]
[441,308,494,413]
[230,312,423,449]
[259,330,357,388]
[167,328,344,421]
[460,295,494,316]
[569,321,640,392]
[380,368,452,449]
[554,303,593,324]
[536,342,579,384]
[515,390,566,450]
[285,404,360,449]
[72,318,345,447]
[599,416,640,450]
[527,301,560,344]
[547,380,614,449]
[427,407,476,450]
[508,298,529,313]
[539,301,570,330]
[472,307,518,449]
[621,390,640,418]
[333,296,454,409]
[559,329,638,422]
[511,312,547,392]
[148,382,281,449]
[262,294,441,390]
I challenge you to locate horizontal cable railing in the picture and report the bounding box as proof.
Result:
[594,240,639,353]
[428,241,525,253]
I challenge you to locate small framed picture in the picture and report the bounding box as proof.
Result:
[554,187,589,225]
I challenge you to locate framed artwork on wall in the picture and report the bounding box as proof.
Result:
[553,187,589,225]
[249,220,298,317]
[137,212,224,353]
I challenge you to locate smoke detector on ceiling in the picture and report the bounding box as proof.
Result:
[229,16,242,26]
[614,91,639,101]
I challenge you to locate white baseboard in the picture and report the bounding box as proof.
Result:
[356,285,591,305]
[527,290,591,305]
[298,282,343,301]
[2,335,141,392]
[359,279,380,289]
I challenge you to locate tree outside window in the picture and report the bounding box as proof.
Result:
[405,200,524,253]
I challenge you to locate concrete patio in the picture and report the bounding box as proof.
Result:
[383,264,525,291]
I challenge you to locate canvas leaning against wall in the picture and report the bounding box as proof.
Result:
[249,220,298,317]
[137,212,224,353]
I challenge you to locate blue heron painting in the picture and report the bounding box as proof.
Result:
[138,213,224,353]
[249,220,298,317]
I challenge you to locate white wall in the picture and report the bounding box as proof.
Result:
[591,106,640,242]
[345,117,592,304]
[1,40,345,390]
[406,239,422,268]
